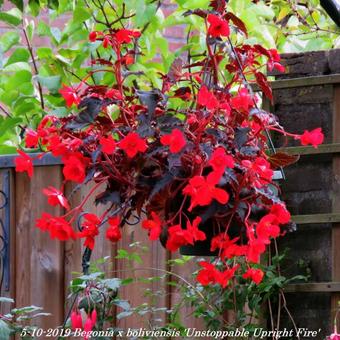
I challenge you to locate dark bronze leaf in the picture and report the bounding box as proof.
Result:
[268,152,300,169]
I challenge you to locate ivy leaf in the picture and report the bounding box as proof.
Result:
[66,97,103,130]
[267,152,300,169]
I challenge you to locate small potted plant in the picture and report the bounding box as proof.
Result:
[15,0,324,287]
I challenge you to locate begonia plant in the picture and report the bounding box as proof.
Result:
[15,0,324,289]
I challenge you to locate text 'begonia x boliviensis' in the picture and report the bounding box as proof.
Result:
[15,0,324,288]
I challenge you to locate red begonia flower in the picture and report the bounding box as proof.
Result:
[230,88,254,112]
[105,88,123,100]
[62,153,89,183]
[197,85,219,110]
[43,186,70,210]
[15,150,33,178]
[78,213,101,250]
[71,310,83,330]
[36,212,53,232]
[208,147,235,173]
[100,135,116,155]
[166,224,193,252]
[106,216,122,242]
[256,214,280,244]
[216,265,239,288]
[89,31,98,42]
[186,217,206,242]
[210,233,247,259]
[36,212,75,242]
[247,238,266,263]
[210,233,237,252]
[197,261,218,286]
[207,14,230,37]
[243,268,264,284]
[102,36,110,48]
[299,128,324,148]
[120,132,147,158]
[270,203,291,225]
[242,157,273,188]
[183,171,229,211]
[142,212,162,241]
[197,261,238,288]
[267,49,285,72]
[25,129,39,148]
[115,29,141,44]
[160,129,186,153]
[59,84,80,107]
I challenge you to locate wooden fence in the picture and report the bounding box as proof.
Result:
[264,49,340,338]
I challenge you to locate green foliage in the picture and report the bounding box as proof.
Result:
[165,252,308,335]
[0,298,49,339]
[0,0,339,153]
[66,253,172,338]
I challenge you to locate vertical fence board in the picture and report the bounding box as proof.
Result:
[63,183,82,317]
[116,224,169,330]
[63,182,114,317]
[170,255,210,335]
[0,169,15,315]
[15,166,64,329]
[332,86,340,325]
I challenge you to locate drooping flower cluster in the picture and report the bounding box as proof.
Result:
[15,0,324,287]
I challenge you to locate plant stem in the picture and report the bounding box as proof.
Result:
[22,27,45,110]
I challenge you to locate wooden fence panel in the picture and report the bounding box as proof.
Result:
[332,85,340,326]
[0,169,15,316]
[63,182,115,315]
[269,49,340,338]
[15,166,64,329]
[115,223,169,330]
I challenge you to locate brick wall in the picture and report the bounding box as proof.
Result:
[0,2,185,53]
